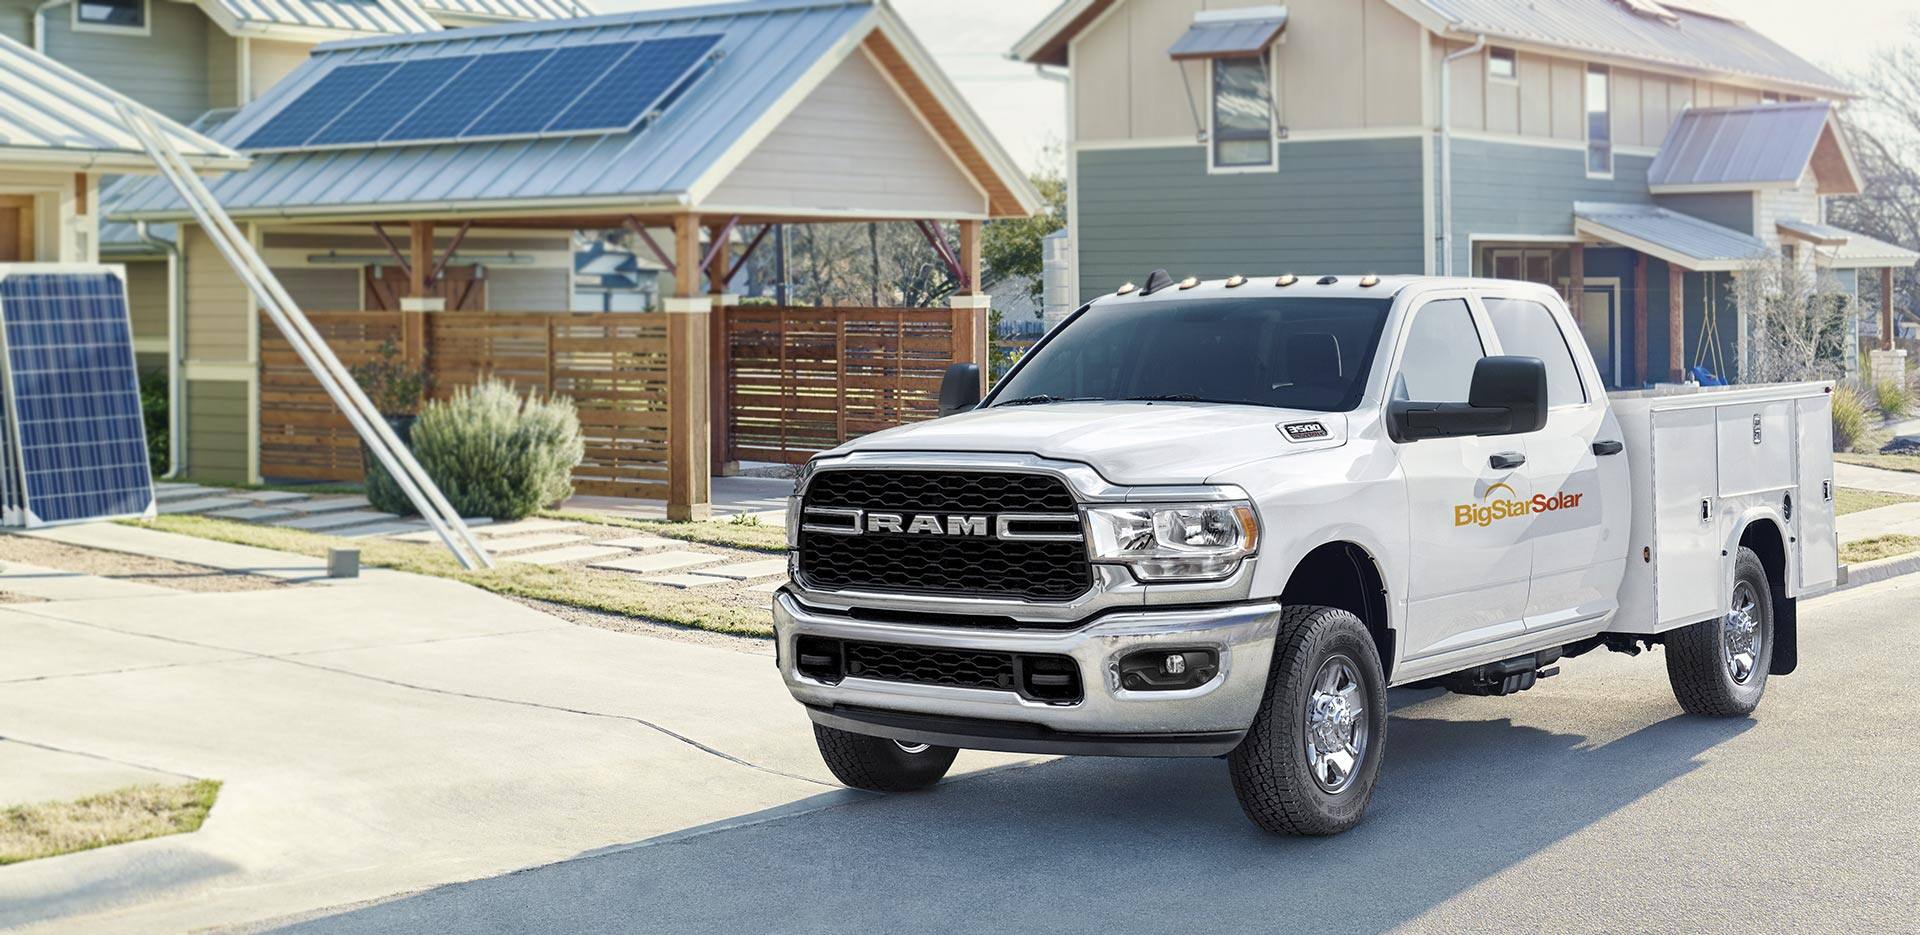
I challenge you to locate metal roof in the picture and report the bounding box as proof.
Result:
[1647,102,1854,193]
[0,36,247,173]
[1778,221,1920,270]
[196,0,443,37]
[1016,0,1849,97]
[1167,7,1288,61]
[412,0,594,23]
[114,0,1039,223]
[1573,201,1768,272]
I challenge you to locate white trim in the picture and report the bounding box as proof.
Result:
[1571,218,1751,272]
[1471,233,1581,247]
[1075,137,1202,151]
[1204,54,1279,175]
[1421,127,1436,275]
[183,361,254,380]
[1012,0,1099,64]
[1584,63,1614,181]
[1075,126,1426,152]
[1559,274,1623,387]
[1649,180,1799,194]
[662,296,711,314]
[1449,129,1585,153]
[70,0,150,36]
[1486,45,1519,84]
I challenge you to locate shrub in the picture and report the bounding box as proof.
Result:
[400,380,583,521]
[350,340,430,418]
[1874,378,1912,419]
[139,370,168,478]
[1832,387,1872,453]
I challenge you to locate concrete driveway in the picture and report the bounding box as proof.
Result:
[3,528,1916,933]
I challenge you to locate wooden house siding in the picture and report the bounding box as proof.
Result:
[185,226,253,362]
[1444,137,1654,274]
[1654,192,1754,235]
[186,378,250,481]
[40,0,211,124]
[1075,137,1426,300]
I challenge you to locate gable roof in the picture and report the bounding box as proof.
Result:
[113,0,1038,223]
[192,0,443,39]
[1648,101,1862,195]
[0,35,247,173]
[1015,0,1849,98]
[412,0,595,23]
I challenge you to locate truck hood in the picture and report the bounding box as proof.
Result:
[835,402,1350,485]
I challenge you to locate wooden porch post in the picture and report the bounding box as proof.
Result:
[1569,242,1586,326]
[707,222,738,477]
[1633,252,1648,388]
[955,219,988,395]
[1883,266,1897,352]
[666,213,712,521]
[403,220,434,367]
[1669,264,1686,383]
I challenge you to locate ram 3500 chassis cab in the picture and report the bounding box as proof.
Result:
[774,274,1837,834]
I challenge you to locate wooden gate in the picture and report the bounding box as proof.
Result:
[260,311,671,499]
[723,305,964,463]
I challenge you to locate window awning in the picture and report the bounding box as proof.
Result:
[1168,6,1288,61]
[1573,202,1768,272]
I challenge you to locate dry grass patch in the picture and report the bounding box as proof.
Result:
[539,509,787,553]
[140,514,775,637]
[1841,534,1920,565]
[1834,487,1920,516]
[1835,453,1920,475]
[1,780,220,865]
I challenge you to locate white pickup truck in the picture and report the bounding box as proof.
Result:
[773,273,1837,835]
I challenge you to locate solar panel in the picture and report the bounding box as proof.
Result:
[0,269,155,527]
[240,62,400,150]
[310,56,475,146]
[237,35,723,152]
[462,42,636,138]
[545,34,722,134]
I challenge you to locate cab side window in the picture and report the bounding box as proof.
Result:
[1394,298,1484,403]
[1484,297,1587,407]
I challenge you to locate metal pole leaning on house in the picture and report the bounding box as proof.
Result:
[115,103,493,570]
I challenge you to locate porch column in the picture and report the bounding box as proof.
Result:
[1668,265,1685,383]
[666,213,712,521]
[1569,242,1585,326]
[1633,253,1648,388]
[707,221,738,477]
[952,218,989,395]
[402,220,437,368]
[1883,266,1897,352]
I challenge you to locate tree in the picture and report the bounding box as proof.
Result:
[1829,25,1920,325]
[1735,254,1849,385]
[981,150,1067,305]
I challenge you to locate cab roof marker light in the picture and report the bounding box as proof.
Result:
[1359,274,1381,287]
[1317,275,1339,285]
[1116,282,1137,295]
[1225,274,1247,288]
[1275,274,1298,287]
[1178,276,1200,290]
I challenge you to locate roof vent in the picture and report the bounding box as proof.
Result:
[1317,275,1339,285]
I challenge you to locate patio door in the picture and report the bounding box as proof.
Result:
[1573,282,1620,389]
[0,196,33,262]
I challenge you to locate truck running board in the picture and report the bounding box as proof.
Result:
[1432,649,1564,697]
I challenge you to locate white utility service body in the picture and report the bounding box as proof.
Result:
[773,274,1837,834]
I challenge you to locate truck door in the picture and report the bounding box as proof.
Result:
[1482,295,1631,631]
[1392,296,1534,661]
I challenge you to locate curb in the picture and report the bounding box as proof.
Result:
[1834,553,1920,592]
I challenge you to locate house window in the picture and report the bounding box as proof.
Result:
[1488,46,1517,81]
[1586,64,1612,177]
[1211,55,1274,171]
[73,0,146,32]
[1762,91,1780,105]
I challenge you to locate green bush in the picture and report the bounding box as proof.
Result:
[1874,378,1913,419]
[139,370,168,478]
[1832,387,1871,453]
[400,380,583,521]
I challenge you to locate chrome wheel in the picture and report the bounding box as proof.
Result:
[894,741,931,755]
[1723,583,1762,685]
[1303,655,1368,794]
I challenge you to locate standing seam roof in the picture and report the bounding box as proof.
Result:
[411,0,594,21]
[0,35,246,171]
[1574,201,1768,270]
[205,0,443,35]
[1647,102,1832,190]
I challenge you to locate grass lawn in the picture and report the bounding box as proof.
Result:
[1,780,220,865]
[143,514,778,637]
[1840,534,1920,565]
[1835,487,1920,516]
[1835,453,1920,475]
[538,509,785,553]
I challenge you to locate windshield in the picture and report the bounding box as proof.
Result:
[991,297,1392,412]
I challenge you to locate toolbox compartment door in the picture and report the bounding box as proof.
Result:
[1796,395,1839,593]
[1651,406,1723,627]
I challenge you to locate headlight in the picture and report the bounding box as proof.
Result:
[1085,501,1259,581]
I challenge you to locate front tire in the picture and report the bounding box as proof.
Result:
[1666,546,1774,717]
[1228,605,1388,835]
[812,724,957,791]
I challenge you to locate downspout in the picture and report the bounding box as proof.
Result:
[1439,33,1486,277]
[136,221,187,479]
[32,0,71,52]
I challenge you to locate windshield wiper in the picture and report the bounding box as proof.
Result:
[1126,394,1205,402]
[993,394,1093,407]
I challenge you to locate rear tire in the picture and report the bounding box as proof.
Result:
[1228,605,1388,835]
[812,724,957,791]
[1666,546,1774,717]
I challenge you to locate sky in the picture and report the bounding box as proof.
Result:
[600,0,1920,174]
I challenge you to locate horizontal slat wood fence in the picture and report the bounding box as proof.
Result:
[724,305,963,464]
[259,311,671,500]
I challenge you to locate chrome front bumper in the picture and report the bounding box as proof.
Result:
[773,591,1283,757]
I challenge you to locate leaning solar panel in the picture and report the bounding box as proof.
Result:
[0,269,156,527]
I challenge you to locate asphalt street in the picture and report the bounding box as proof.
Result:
[272,575,1920,935]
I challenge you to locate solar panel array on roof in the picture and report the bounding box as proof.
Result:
[240,34,722,152]
[0,269,156,528]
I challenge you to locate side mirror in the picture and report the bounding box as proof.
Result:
[1388,356,1548,442]
[938,363,982,417]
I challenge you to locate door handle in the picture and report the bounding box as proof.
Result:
[1592,439,1624,456]
[1489,452,1526,470]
